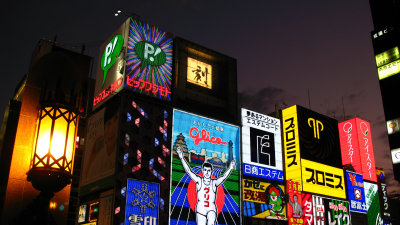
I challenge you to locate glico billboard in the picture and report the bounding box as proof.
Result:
[282,105,345,199]
[170,109,240,225]
[338,118,377,182]
[93,18,173,108]
[241,108,283,181]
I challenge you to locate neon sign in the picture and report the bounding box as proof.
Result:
[125,19,173,101]
[339,118,377,182]
[93,77,123,106]
[125,179,159,225]
[101,34,124,87]
[189,127,227,145]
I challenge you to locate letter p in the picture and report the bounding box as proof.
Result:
[144,43,155,59]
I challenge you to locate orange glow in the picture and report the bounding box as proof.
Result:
[32,106,78,172]
[49,201,57,209]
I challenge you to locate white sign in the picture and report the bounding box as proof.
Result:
[391,148,400,164]
[241,108,283,171]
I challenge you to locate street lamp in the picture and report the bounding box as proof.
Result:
[25,103,79,224]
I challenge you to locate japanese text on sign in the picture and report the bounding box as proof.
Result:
[126,77,171,97]
[243,163,283,182]
[301,159,346,199]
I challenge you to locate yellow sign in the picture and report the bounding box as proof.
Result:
[375,46,400,67]
[378,59,400,80]
[282,105,302,189]
[301,159,346,199]
[187,57,212,89]
[81,222,97,225]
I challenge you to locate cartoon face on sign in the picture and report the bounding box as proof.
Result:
[170,110,240,225]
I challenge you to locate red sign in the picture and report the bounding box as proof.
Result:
[287,181,303,225]
[338,118,377,182]
[302,193,313,225]
[93,77,123,106]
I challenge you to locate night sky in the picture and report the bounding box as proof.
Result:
[2,1,399,194]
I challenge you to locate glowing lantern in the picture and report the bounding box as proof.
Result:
[27,104,79,193]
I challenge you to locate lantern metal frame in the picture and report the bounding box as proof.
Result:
[27,103,79,193]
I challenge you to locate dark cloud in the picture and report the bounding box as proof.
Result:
[238,86,286,115]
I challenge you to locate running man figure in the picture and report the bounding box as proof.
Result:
[176,147,236,225]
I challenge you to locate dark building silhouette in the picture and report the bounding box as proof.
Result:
[369,0,400,182]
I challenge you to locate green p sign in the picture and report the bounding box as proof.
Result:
[135,41,166,68]
[100,34,124,87]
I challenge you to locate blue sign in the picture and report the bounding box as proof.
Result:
[125,179,160,225]
[242,163,283,181]
[346,171,367,213]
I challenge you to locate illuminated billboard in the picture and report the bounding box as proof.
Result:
[301,159,346,199]
[242,178,286,220]
[282,106,302,188]
[78,204,87,223]
[364,181,383,225]
[338,118,377,182]
[302,193,313,225]
[93,20,129,108]
[241,108,283,181]
[324,198,350,225]
[376,47,400,80]
[125,19,173,101]
[386,118,400,134]
[376,169,391,221]
[296,105,342,167]
[312,195,326,225]
[125,179,160,225]
[286,181,303,225]
[345,171,367,213]
[391,148,400,164]
[377,59,400,80]
[375,46,400,67]
[187,57,212,89]
[170,109,240,225]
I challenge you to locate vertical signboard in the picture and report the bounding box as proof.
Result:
[93,20,129,108]
[339,118,377,182]
[376,169,391,222]
[170,109,240,225]
[125,19,173,101]
[302,193,313,225]
[356,119,377,182]
[286,181,303,225]
[242,178,286,220]
[312,195,326,225]
[364,181,383,225]
[339,119,363,174]
[324,198,350,225]
[81,101,120,187]
[125,179,160,225]
[241,108,283,181]
[282,106,302,188]
[346,171,367,213]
